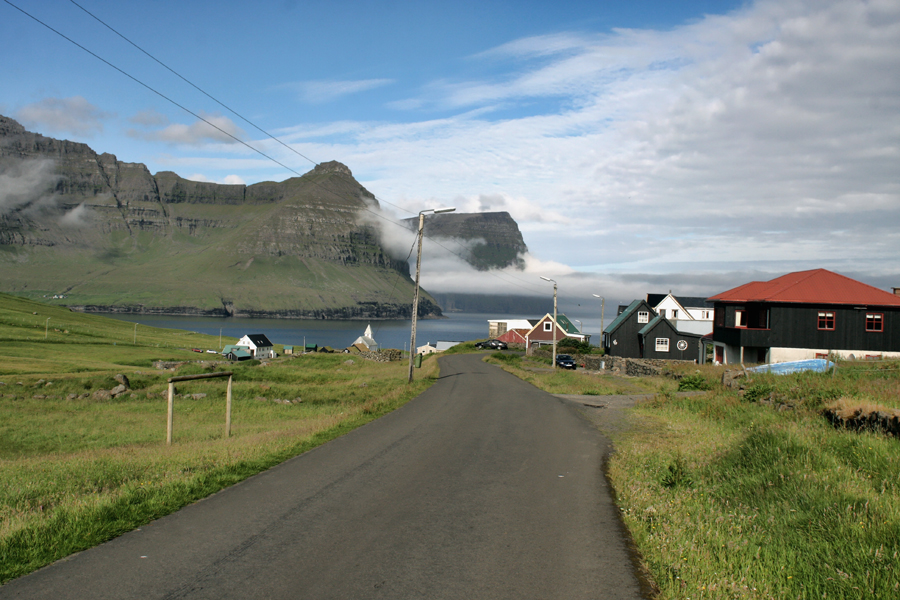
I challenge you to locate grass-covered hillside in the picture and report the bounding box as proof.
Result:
[0,293,439,582]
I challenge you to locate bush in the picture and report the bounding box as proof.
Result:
[743,381,775,403]
[677,373,711,391]
[557,338,592,354]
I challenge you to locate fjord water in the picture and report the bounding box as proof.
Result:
[104,312,605,351]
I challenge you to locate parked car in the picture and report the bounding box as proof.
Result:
[475,339,508,350]
[555,354,576,369]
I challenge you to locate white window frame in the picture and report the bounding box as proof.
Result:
[637,311,649,324]
[656,338,670,352]
[543,321,553,332]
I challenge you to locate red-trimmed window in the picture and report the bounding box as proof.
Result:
[818,311,835,330]
[866,313,883,332]
[637,311,649,324]
[655,338,669,352]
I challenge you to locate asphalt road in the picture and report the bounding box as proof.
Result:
[2,353,646,599]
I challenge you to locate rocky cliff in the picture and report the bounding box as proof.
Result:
[0,115,440,319]
[403,211,528,271]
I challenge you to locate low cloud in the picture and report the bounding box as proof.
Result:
[0,158,59,216]
[59,202,92,228]
[15,97,111,137]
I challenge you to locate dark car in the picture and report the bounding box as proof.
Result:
[555,354,576,369]
[475,339,508,350]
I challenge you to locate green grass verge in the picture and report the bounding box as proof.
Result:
[496,359,900,599]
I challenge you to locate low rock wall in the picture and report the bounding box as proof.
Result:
[527,351,692,376]
[824,408,900,437]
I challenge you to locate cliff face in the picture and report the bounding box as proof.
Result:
[403,211,528,271]
[0,116,438,319]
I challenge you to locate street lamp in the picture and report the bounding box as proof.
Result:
[409,206,456,383]
[593,294,605,349]
[540,276,558,368]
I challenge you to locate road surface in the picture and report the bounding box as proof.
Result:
[2,353,646,599]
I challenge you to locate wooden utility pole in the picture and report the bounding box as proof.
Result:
[408,207,455,384]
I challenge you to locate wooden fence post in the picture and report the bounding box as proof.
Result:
[167,382,175,445]
[226,375,233,438]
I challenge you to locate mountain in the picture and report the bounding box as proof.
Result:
[402,211,527,271]
[0,115,442,319]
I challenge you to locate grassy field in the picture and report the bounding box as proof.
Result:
[488,353,900,599]
[0,293,438,583]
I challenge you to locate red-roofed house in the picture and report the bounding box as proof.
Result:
[708,269,900,364]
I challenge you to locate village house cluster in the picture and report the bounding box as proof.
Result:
[490,269,900,366]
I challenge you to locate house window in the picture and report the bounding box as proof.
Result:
[818,311,835,330]
[866,313,883,332]
[735,310,747,328]
[702,310,711,320]
[543,321,553,332]
[637,311,649,324]
[715,307,724,327]
[655,338,669,352]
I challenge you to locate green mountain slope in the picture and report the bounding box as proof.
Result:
[0,115,439,318]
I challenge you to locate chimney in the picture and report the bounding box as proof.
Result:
[894,287,900,297]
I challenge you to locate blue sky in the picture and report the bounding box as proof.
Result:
[2,0,899,308]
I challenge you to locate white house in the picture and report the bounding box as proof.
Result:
[237,334,275,359]
[417,340,463,355]
[647,293,714,336]
[488,319,537,339]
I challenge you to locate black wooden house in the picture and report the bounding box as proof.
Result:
[708,269,900,365]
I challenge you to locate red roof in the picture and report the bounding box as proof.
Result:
[709,269,900,307]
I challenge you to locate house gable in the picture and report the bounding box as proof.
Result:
[605,299,657,358]
[525,314,586,346]
[638,316,703,360]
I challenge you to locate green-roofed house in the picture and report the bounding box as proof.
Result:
[604,300,656,358]
[225,348,253,361]
[524,313,590,350]
[221,344,250,355]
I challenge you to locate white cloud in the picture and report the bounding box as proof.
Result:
[15,97,111,137]
[323,0,900,287]
[128,113,245,146]
[183,173,246,185]
[129,109,170,127]
[285,79,394,103]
